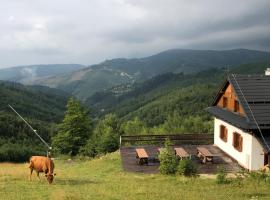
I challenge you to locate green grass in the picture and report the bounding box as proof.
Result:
[0,152,270,200]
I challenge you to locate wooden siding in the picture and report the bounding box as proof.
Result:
[216,83,245,116]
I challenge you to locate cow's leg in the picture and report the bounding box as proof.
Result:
[29,168,33,181]
[36,171,40,181]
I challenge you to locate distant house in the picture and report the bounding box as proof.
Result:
[207,70,270,171]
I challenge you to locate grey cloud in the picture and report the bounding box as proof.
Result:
[0,0,270,68]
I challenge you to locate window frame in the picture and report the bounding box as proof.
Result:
[234,100,240,112]
[232,132,243,152]
[222,97,228,108]
[219,125,228,142]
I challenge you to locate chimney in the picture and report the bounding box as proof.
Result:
[266,68,270,76]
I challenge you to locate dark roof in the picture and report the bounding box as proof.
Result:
[206,107,256,130]
[208,74,270,130]
[229,75,270,129]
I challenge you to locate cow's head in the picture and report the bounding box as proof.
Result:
[45,173,56,184]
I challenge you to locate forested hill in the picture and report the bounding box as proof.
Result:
[0,64,86,85]
[0,81,70,122]
[0,81,71,161]
[97,49,270,78]
[86,62,270,128]
[33,49,270,100]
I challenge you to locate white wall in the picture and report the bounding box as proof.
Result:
[214,118,264,170]
[265,68,270,76]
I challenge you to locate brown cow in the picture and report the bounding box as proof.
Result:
[29,156,56,184]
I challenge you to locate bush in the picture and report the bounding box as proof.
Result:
[79,138,98,157]
[0,143,45,162]
[216,166,228,184]
[177,159,197,176]
[158,139,178,174]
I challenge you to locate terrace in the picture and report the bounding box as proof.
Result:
[120,134,241,174]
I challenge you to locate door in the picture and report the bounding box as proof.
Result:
[264,154,270,166]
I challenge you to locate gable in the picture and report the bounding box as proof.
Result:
[208,75,270,130]
[229,75,270,128]
[215,82,245,116]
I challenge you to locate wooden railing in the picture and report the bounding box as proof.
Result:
[120,134,214,146]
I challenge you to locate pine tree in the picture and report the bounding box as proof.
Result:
[52,98,92,156]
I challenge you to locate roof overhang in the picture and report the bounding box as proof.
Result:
[206,106,255,131]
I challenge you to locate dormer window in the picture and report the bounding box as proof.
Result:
[222,97,228,108]
[234,100,240,112]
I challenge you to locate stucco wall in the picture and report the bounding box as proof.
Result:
[214,118,264,170]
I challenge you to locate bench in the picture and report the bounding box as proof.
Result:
[136,148,149,165]
[197,147,215,163]
[174,148,190,160]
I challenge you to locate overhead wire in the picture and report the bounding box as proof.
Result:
[8,104,52,150]
[231,74,270,152]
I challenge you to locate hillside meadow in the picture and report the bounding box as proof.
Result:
[0,152,270,200]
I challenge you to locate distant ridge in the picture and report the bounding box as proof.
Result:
[0,64,86,85]
[1,48,270,100]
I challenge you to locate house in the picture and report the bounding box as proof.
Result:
[206,70,270,171]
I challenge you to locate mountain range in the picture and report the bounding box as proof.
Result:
[0,49,270,101]
[0,64,86,85]
[0,48,269,159]
[86,61,270,126]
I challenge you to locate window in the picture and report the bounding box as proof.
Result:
[219,125,228,142]
[234,100,240,112]
[222,97,228,108]
[233,132,243,152]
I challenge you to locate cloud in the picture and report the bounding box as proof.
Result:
[0,0,269,67]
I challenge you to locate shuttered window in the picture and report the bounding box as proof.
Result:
[219,125,228,142]
[233,132,243,152]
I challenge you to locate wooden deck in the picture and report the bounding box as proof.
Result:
[120,145,241,174]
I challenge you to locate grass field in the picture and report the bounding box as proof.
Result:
[0,151,270,200]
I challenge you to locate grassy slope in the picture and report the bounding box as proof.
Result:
[0,152,269,200]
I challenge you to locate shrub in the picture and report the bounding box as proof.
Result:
[0,143,44,162]
[177,159,197,176]
[158,139,178,174]
[79,138,97,157]
[216,166,228,184]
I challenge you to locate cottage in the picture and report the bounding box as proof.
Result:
[207,71,270,171]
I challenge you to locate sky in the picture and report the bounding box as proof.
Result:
[0,0,270,68]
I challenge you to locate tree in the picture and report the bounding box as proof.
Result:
[52,98,92,156]
[121,117,148,135]
[163,112,184,134]
[158,138,178,174]
[177,159,197,176]
[95,114,122,154]
[81,114,122,156]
